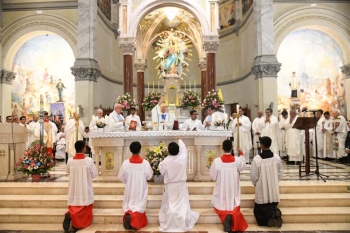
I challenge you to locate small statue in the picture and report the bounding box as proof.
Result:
[289,72,298,98]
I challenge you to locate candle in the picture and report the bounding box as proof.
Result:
[153,81,154,92]
[185,81,186,92]
[40,94,43,103]
[189,81,191,90]
[76,107,79,115]
[236,104,239,113]
[158,81,159,92]
[194,80,196,90]
[148,81,149,94]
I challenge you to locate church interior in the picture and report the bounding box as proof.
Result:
[0,0,350,232]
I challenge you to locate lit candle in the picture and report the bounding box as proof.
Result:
[236,104,239,113]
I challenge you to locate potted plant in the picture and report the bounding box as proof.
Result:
[144,141,169,183]
[201,89,224,110]
[16,141,55,181]
[179,90,201,110]
[96,118,106,132]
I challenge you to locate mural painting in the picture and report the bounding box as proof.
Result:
[98,0,111,20]
[219,0,235,30]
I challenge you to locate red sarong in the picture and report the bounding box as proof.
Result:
[68,204,93,229]
[214,206,248,231]
[123,211,148,230]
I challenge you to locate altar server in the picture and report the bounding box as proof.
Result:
[118,141,153,230]
[155,104,175,131]
[108,103,125,131]
[182,110,202,131]
[258,108,279,154]
[322,111,334,158]
[284,109,304,163]
[278,110,288,158]
[56,125,66,160]
[125,107,142,131]
[312,110,325,158]
[63,140,98,232]
[250,136,283,227]
[65,112,85,157]
[28,115,39,144]
[203,105,222,130]
[252,111,263,155]
[231,108,252,163]
[331,109,347,159]
[209,140,248,232]
[159,137,199,232]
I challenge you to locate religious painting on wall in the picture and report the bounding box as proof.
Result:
[277,29,346,115]
[219,0,236,30]
[242,0,253,16]
[11,34,75,119]
[97,0,111,20]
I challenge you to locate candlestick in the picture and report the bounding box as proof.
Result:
[153,81,154,92]
[148,81,149,94]
[40,95,43,109]
[158,81,159,92]
[236,104,239,113]
[189,81,191,90]
[194,80,196,90]
[185,81,186,92]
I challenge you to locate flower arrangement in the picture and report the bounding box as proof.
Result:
[16,142,55,175]
[142,92,162,111]
[116,93,136,111]
[144,141,169,175]
[214,119,223,127]
[96,118,106,128]
[201,89,224,110]
[179,90,201,109]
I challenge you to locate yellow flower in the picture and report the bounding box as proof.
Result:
[153,146,162,155]
[159,142,166,148]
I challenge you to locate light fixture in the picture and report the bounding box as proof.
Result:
[37,10,43,14]
[311,4,317,7]
[165,8,178,21]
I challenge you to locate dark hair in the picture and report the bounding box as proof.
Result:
[266,108,273,113]
[130,107,136,111]
[324,111,330,116]
[190,110,197,115]
[281,110,288,116]
[222,140,233,153]
[130,141,141,154]
[317,109,324,114]
[168,142,179,155]
[209,105,216,111]
[44,111,49,116]
[6,116,12,120]
[74,140,86,153]
[260,136,272,148]
[85,127,89,130]
[20,116,26,120]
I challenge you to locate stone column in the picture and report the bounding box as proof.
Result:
[199,57,207,119]
[340,64,350,117]
[203,38,220,92]
[251,0,281,113]
[71,0,100,125]
[119,42,135,97]
[134,59,147,122]
[0,70,16,119]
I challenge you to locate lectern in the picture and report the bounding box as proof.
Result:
[292,117,317,177]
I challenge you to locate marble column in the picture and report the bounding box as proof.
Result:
[120,43,135,97]
[199,58,207,119]
[71,0,100,126]
[203,39,220,93]
[340,64,350,117]
[251,0,281,113]
[134,59,147,122]
[0,70,16,119]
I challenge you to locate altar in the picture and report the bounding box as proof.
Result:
[90,130,231,181]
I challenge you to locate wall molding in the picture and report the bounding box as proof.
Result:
[217,71,252,86]
[2,1,78,11]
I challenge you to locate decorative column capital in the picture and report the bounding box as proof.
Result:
[134,59,147,72]
[71,58,101,82]
[251,55,282,79]
[203,35,220,53]
[0,70,16,84]
[198,57,207,71]
[118,37,136,55]
[340,64,350,77]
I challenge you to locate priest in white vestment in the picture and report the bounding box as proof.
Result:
[258,108,279,154]
[278,110,288,158]
[231,108,252,163]
[181,110,202,131]
[89,109,104,131]
[322,112,334,158]
[209,140,248,232]
[56,125,66,160]
[252,111,263,155]
[65,113,85,158]
[159,137,199,232]
[217,105,228,125]
[250,136,283,227]
[118,141,153,230]
[63,141,98,232]
[154,104,175,131]
[108,103,125,131]
[203,106,222,130]
[284,109,304,163]
[34,112,56,155]
[28,115,39,145]
[125,107,142,131]
[331,110,348,159]
[151,96,165,123]
[312,110,325,158]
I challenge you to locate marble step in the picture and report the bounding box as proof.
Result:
[0,207,349,224]
[1,193,349,209]
[0,180,348,195]
[1,223,350,233]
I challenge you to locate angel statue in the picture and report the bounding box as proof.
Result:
[154,31,191,78]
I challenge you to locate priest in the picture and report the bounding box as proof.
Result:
[278,110,288,158]
[28,115,39,145]
[63,140,98,232]
[125,107,142,131]
[322,111,334,159]
[154,104,174,131]
[258,108,279,154]
[158,137,199,232]
[203,106,222,130]
[182,110,202,131]
[231,108,252,163]
[331,109,348,160]
[109,103,125,131]
[65,112,85,158]
[250,136,283,227]
[252,111,263,155]
[89,109,104,131]
[151,96,164,123]
[209,140,248,232]
[118,141,153,230]
[34,112,56,155]
[284,109,304,163]
[312,110,325,158]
